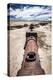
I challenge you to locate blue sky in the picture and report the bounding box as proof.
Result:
[8,3,52,21]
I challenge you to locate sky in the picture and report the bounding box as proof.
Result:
[8,3,52,21]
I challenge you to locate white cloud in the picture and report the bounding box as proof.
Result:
[16,6,43,18]
[9,7,13,11]
[9,6,51,21]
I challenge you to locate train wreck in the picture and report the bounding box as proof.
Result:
[17,27,45,76]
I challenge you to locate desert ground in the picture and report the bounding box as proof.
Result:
[8,21,52,76]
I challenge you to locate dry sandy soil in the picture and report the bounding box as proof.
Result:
[8,21,52,76]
